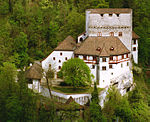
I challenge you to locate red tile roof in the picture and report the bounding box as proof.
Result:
[74,36,130,56]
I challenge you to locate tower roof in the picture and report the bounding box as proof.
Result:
[74,36,130,56]
[132,31,140,39]
[55,36,76,51]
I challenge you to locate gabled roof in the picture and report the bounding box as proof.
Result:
[132,31,140,39]
[87,8,132,14]
[55,36,76,51]
[25,63,42,80]
[74,36,130,56]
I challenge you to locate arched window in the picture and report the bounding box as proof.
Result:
[110,32,114,36]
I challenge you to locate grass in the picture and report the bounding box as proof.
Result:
[51,86,104,94]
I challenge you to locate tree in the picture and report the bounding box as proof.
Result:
[13,32,29,69]
[91,82,99,104]
[88,82,106,122]
[60,58,92,88]
[43,65,55,98]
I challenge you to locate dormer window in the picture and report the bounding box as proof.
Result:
[96,47,101,51]
[110,47,114,51]
[109,14,113,17]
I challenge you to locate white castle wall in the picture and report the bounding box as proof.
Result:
[132,39,138,63]
[86,11,132,51]
[42,51,74,72]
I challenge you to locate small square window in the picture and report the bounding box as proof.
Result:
[59,60,61,63]
[109,14,112,16]
[101,14,104,17]
[83,55,87,60]
[126,54,128,58]
[102,66,106,71]
[119,32,122,36]
[97,32,102,37]
[133,47,136,51]
[58,66,61,70]
[133,40,136,44]
[75,55,78,58]
[53,57,55,60]
[110,32,114,36]
[92,65,95,69]
[109,64,113,69]
[102,58,106,62]
[116,14,119,17]
[65,57,67,60]
[111,73,113,75]
[121,64,123,68]
[60,52,62,56]
[110,56,113,60]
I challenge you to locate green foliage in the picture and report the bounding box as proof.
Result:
[91,82,99,104]
[13,32,29,68]
[60,58,92,88]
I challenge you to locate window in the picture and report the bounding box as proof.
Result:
[116,14,119,17]
[133,39,136,44]
[111,73,113,75]
[121,64,123,68]
[122,55,124,59]
[97,32,102,37]
[110,56,113,60]
[109,64,113,69]
[65,57,67,60]
[75,55,78,58]
[93,56,96,60]
[53,57,55,60]
[59,60,61,63]
[60,52,62,56]
[83,55,86,60]
[110,47,114,51]
[127,62,129,66]
[110,32,114,36]
[92,65,95,69]
[80,37,83,42]
[109,14,112,16]
[133,47,136,51]
[101,14,104,17]
[126,54,128,58]
[58,66,61,70]
[102,66,106,71]
[102,58,106,62]
[119,32,122,36]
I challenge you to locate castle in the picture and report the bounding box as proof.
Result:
[42,8,139,88]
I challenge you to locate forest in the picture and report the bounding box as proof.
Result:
[0,0,150,121]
